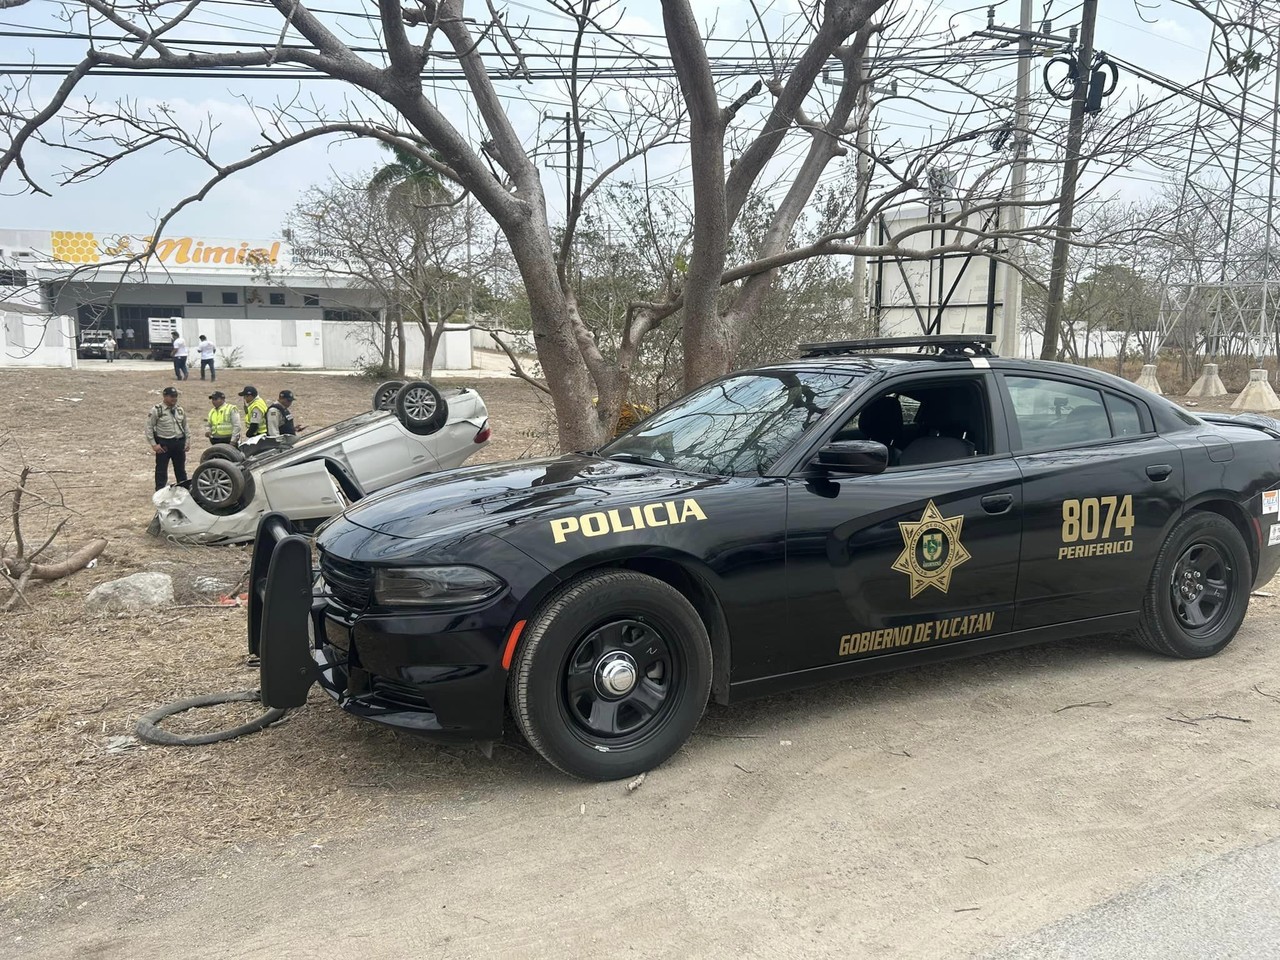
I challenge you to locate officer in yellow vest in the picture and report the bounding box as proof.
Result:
[205,390,242,446]
[238,385,269,438]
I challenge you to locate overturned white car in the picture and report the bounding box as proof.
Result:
[152,380,490,544]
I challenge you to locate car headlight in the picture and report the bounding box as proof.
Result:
[373,565,505,607]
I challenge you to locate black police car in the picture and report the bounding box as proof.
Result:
[250,335,1280,780]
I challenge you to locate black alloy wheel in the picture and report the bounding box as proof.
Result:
[509,569,713,780]
[1132,511,1249,658]
[1169,541,1233,635]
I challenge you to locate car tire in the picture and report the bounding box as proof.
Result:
[508,569,712,781]
[394,380,449,435]
[200,444,245,465]
[1131,511,1251,658]
[190,458,249,516]
[373,380,405,412]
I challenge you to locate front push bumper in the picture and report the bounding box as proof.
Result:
[249,512,520,743]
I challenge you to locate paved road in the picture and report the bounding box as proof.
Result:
[986,838,1280,959]
[7,618,1280,959]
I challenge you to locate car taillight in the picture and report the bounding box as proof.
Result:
[474,421,491,444]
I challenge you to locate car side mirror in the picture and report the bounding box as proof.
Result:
[814,440,889,476]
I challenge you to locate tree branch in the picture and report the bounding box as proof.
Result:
[489,331,551,394]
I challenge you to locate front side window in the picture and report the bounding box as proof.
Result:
[1006,376,1119,448]
[602,371,863,476]
[834,378,991,467]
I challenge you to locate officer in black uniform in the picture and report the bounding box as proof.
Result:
[146,386,190,491]
[266,389,304,437]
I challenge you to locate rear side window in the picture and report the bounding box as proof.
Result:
[1005,376,1113,448]
[1105,394,1144,437]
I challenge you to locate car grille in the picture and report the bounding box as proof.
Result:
[371,677,433,711]
[320,551,373,609]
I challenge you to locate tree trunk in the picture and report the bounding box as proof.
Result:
[662,0,730,391]
[503,217,603,452]
[395,315,407,377]
[381,313,394,371]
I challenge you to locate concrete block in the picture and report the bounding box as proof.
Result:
[1230,368,1280,412]
[1134,364,1163,395]
[1186,362,1228,398]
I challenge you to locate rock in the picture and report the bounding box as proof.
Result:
[1231,369,1280,412]
[193,575,231,594]
[87,572,174,611]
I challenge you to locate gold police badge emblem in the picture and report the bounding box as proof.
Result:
[892,500,971,598]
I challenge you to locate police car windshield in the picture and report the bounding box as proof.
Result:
[602,370,863,476]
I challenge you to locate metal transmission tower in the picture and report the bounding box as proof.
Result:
[1156,0,1280,362]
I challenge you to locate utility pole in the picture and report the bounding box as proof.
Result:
[1040,0,1099,360]
[997,0,1034,359]
[851,95,872,331]
[541,111,588,230]
[847,78,896,333]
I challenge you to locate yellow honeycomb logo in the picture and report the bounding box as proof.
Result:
[51,231,101,264]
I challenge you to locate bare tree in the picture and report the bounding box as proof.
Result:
[0,0,1198,449]
[0,437,107,612]
[284,170,504,379]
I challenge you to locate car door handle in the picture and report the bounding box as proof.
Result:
[981,493,1014,514]
[1146,464,1173,481]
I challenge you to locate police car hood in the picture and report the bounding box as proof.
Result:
[337,454,724,541]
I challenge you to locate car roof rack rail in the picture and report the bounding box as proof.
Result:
[798,334,997,360]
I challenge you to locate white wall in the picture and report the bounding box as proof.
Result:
[189,316,325,368]
[320,321,473,373]
[1017,328,1137,361]
[471,326,535,356]
[1,313,78,368]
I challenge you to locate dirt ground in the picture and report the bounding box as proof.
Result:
[0,364,554,897]
[3,364,1280,959]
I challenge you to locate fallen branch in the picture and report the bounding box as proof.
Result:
[25,539,106,580]
[1166,712,1252,726]
[1,437,108,610]
[1054,700,1112,713]
[1253,684,1280,705]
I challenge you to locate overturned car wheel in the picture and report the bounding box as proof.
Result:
[200,444,246,465]
[373,380,405,412]
[395,380,449,435]
[190,458,249,515]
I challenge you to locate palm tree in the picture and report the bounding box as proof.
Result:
[368,144,447,376]
[368,143,443,196]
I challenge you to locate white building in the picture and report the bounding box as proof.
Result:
[0,228,472,371]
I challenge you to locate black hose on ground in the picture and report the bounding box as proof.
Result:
[135,689,288,746]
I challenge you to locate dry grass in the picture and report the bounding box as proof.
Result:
[0,366,551,898]
[1089,355,1280,400]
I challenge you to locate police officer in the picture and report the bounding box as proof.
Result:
[205,390,242,446]
[266,389,304,437]
[146,386,189,490]
[238,385,269,439]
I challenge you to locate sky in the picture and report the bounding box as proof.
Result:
[0,0,1256,242]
